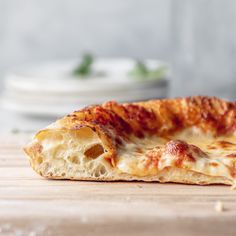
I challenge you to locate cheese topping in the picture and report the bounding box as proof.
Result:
[117,127,236,180]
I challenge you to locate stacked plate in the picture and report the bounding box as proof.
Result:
[1,58,170,117]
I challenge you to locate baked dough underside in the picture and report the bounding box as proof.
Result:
[24,97,236,186]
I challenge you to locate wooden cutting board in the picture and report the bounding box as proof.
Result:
[1,134,236,236]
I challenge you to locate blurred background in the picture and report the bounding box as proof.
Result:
[0,0,236,133]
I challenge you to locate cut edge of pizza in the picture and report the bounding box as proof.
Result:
[23,96,236,186]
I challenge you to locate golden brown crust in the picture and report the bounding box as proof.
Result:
[62,96,235,135]
[58,96,236,148]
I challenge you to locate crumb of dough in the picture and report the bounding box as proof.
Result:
[215,201,224,212]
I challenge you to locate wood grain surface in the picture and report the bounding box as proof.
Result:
[1,134,236,236]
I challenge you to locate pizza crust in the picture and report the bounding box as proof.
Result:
[24,96,236,186]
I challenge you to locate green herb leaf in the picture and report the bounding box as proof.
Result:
[129,60,167,81]
[11,128,20,134]
[73,53,94,77]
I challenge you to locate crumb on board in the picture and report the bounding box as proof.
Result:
[215,201,224,212]
[137,185,143,189]
[125,196,131,201]
[80,216,88,224]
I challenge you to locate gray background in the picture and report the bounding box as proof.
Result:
[0,0,236,99]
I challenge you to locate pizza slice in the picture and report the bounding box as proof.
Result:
[24,96,236,186]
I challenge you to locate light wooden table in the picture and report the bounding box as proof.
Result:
[1,134,236,236]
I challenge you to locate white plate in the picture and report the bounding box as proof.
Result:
[2,58,170,117]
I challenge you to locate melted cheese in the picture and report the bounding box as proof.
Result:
[117,127,236,180]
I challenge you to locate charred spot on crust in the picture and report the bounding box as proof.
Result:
[201,112,216,123]
[124,104,158,132]
[115,137,123,146]
[171,115,183,129]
